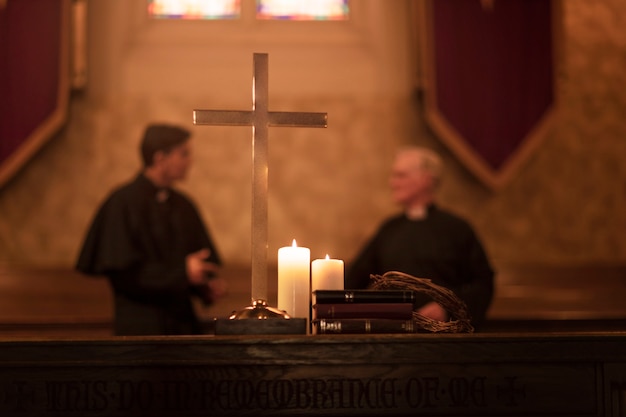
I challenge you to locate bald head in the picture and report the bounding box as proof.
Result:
[390,146,443,210]
[396,146,443,183]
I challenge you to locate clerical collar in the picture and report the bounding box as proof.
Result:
[406,205,428,220]
[156,188,170,203]
[138,173,170,203]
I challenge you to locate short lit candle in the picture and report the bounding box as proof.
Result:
[311,254,344,295]
[277,239,311,319]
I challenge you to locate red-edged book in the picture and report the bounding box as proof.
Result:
[313,318,418,334]
[312,303,414,320]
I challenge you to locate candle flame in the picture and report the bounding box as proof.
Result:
[325,254,330,260]
[292,239,297,247]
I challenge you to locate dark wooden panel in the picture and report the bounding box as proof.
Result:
[0,333,625,416]
[1,264,625,337]
[487,263,626,320]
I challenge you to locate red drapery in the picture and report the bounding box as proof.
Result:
[422,0,557,189]
[0,0,69,187]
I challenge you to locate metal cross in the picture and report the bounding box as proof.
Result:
[193,53,327,308]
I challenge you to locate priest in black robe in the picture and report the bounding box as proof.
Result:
[346,146,494,327]
[77,124,225,336]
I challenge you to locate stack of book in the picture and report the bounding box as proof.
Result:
[312,289,417,334]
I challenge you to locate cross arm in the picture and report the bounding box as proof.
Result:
[193,110,254,126]
[268,112,327,128]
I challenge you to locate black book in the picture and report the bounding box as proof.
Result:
[312,303,414,320]
[313,318,418,334]
[313,289,416,304]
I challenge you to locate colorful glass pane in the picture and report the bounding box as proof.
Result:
[257,0,349,21]
[148,0,240,20]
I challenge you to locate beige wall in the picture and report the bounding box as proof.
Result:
[0,0,625,269]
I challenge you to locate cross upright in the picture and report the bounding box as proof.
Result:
[193,53,327,314]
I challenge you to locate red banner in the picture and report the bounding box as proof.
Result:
[0,0,70,188]
[420,0,558,188]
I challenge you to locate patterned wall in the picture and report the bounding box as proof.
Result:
[0,0,624,268]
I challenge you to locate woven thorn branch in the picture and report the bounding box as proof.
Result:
[370,271,474,333]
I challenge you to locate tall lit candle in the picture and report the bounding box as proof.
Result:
[311,254,344,295]
[277,239,311,319]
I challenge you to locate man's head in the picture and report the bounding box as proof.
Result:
[389,146,443,209]
[140,124,192,186]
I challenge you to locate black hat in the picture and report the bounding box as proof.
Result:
[140,124,190,166]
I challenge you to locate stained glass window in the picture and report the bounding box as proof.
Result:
[148,0,240,20]
[257,0,349,20]
[147,0,349,21]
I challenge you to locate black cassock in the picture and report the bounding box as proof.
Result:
[345,204,494,326]
[77,174,222,336]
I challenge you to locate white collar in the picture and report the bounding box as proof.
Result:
[406,205,427,220]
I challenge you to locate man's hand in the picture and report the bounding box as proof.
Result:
[207,277,227,300]
[194,277,227,305]
[186,248,219,285]
[417,301,449,322]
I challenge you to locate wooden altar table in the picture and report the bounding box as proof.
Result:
[1,332,625,416]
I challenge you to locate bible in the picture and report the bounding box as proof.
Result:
[313,318,418,334]
[313,289,416,304]
[312,303,414,320]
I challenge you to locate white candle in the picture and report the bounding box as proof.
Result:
[277,239,311,319]
[311,254,344,294]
